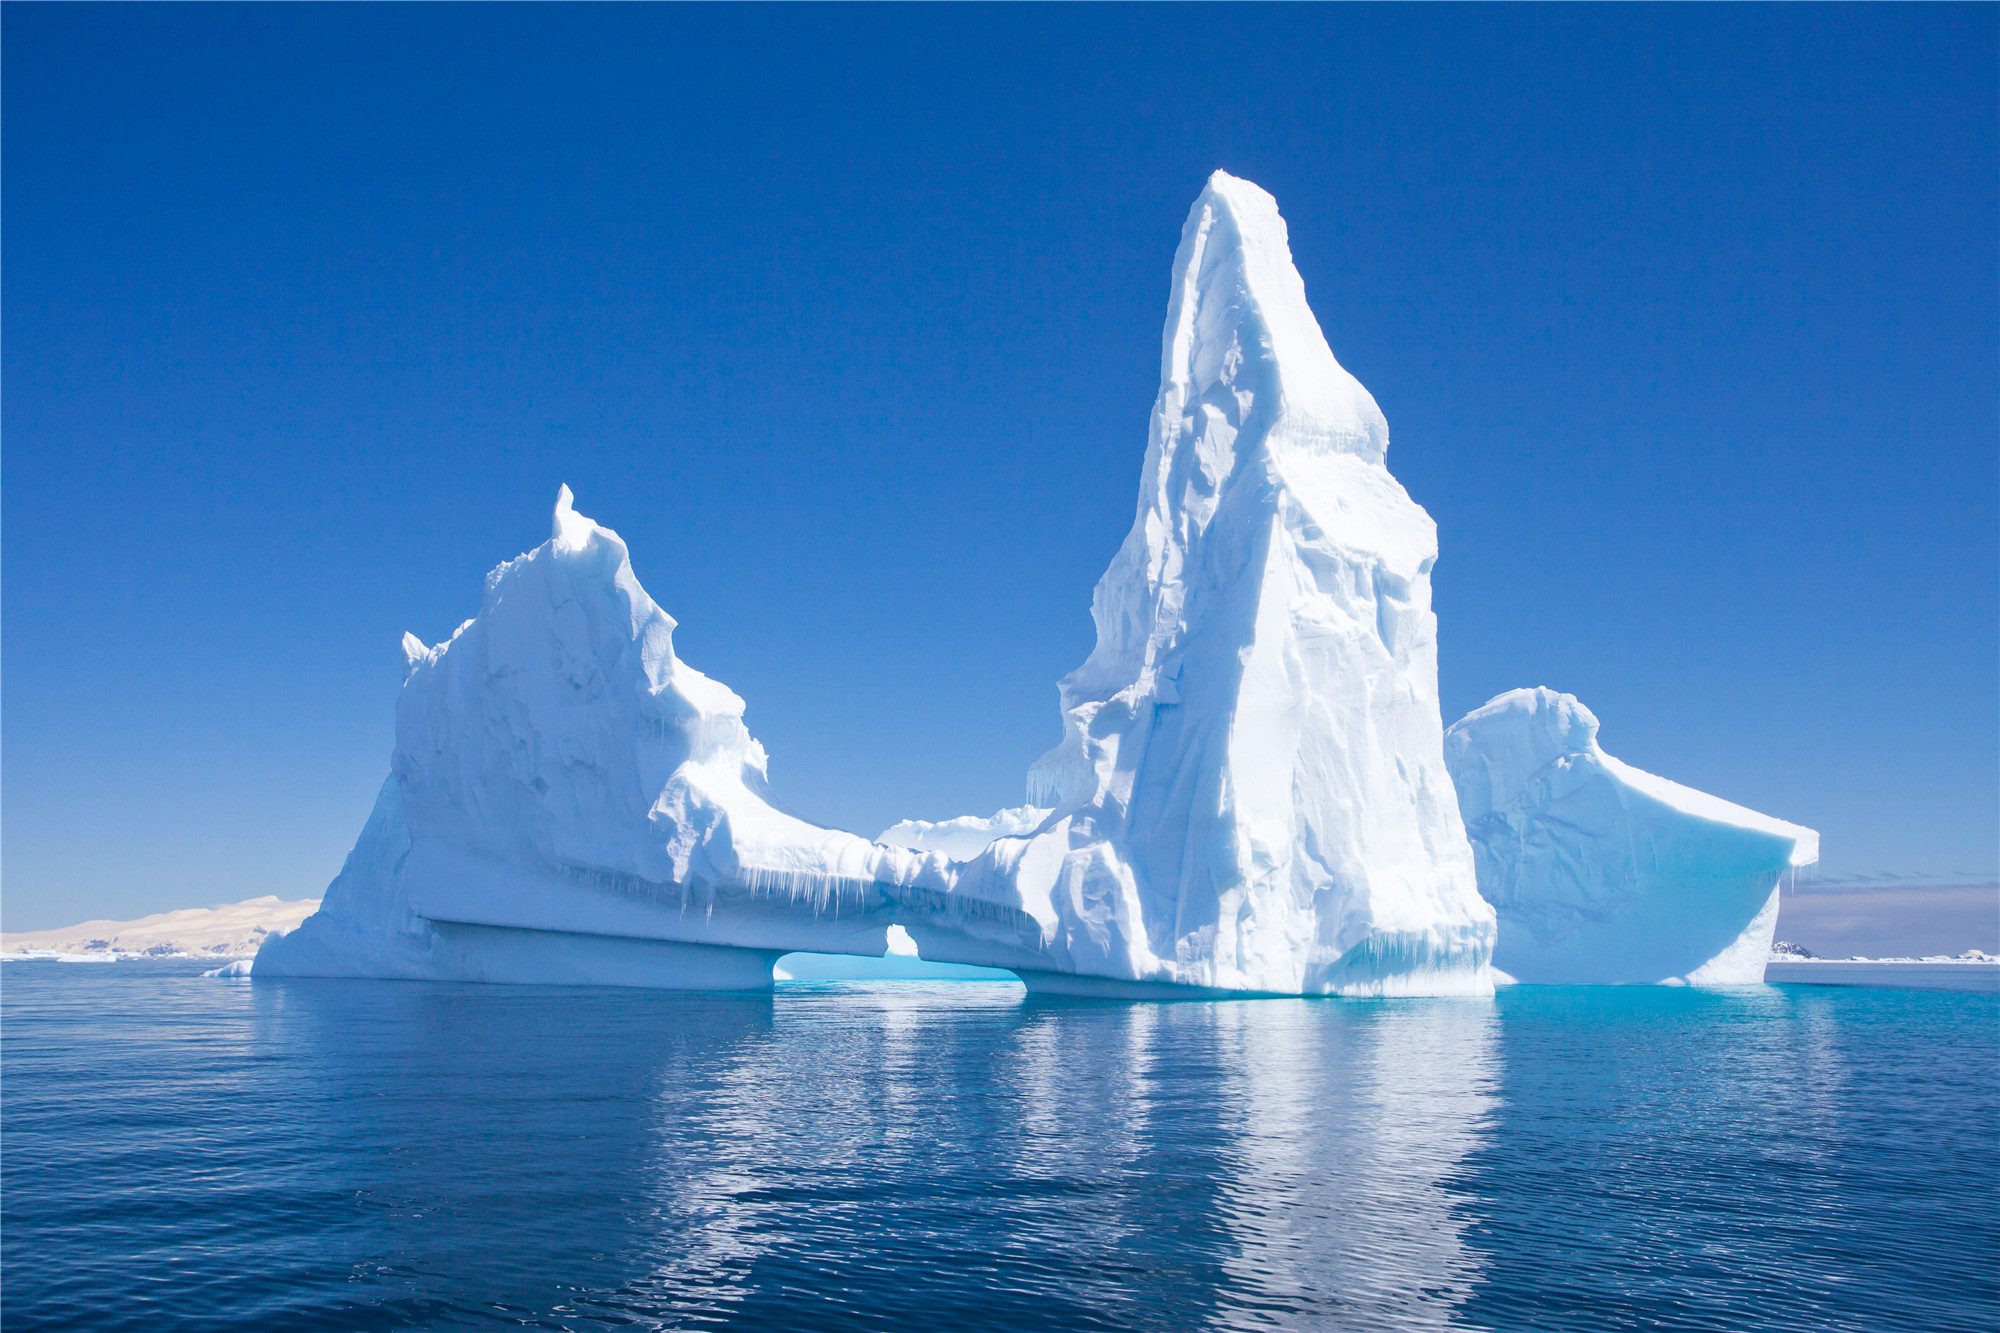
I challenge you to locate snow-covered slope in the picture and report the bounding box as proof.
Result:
[258,489,936,986]
[2,896,321,960]
[892,172,1495,996]
[1444,688,1819,985]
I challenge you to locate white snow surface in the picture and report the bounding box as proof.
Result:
[259,488,942,985]
[1,896,320,959]
[892,172,1495,996]
[879,807,1053,862]
[1444,688,1820,985]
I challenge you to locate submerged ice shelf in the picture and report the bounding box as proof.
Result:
[259,171,1811,994]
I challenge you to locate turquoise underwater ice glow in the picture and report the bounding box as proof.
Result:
[3,962,1994,1331]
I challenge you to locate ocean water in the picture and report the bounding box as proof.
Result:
[3,963,1994,1332]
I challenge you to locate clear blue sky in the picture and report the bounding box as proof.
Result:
[5,5,1994,932]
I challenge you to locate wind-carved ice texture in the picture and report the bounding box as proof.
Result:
[892,172,1497,996]
[1443,688,1820,985]
[257,487,942,985]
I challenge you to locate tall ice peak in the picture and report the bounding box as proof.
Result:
[900,171,1495,996]
[1175,170,1389,466]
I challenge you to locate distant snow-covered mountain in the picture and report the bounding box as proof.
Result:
[2,896,320,959]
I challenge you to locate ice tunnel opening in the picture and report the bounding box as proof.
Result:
[774,926,1018,982]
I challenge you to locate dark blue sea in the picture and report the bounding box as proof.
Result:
[4,962,1994,1332]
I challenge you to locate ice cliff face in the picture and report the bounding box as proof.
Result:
[1443,688,1819,985]
[895,172,1496,996]
[259,488,935,984]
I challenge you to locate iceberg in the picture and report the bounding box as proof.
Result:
[261,171,1500,996]
[258,488,940,987]
[889,172,1495,997]
[1443,688,1820,985]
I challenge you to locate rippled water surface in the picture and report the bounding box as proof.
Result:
[4,963,1994,1331]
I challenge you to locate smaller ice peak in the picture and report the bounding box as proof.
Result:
[392,490,779,897]
[266,488,928,985]
[504,488,747,732]
[878,806,1053,863]
[551,482,596,550]
[884,923,920,957]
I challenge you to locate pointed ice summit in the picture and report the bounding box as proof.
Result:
[1444,688,1819,985]
[889,172,1496,995]
[258,487,934,985]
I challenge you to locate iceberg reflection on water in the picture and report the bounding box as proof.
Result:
[1211,998,1499,1329]
[4,963,1992,1332]
[603,988,1501,1331]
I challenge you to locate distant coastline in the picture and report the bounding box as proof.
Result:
[1764,958,1997,994]
[0,896,319,961]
